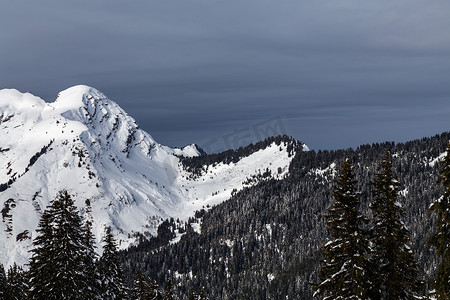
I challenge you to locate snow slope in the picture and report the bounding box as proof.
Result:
[0,86,297,267]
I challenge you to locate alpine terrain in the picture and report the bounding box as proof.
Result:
[1,85,449,299]
[0,85,304,268]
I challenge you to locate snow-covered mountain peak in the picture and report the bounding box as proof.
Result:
[52,85,104,111]
[0,86,298,267]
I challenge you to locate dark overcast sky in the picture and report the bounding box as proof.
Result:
[1,0,449,152]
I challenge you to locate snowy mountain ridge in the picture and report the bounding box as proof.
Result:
[0,85,299,267]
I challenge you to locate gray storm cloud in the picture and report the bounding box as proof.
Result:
[1,0,449,150]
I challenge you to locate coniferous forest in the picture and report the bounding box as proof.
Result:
[1,132,450,299]
[121,132,450,299]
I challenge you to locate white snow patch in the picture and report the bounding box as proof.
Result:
[191,223,201,234]
[428,152,446,167]
[400,188,408,197]
[309,162,337,178]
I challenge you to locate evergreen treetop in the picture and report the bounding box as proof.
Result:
[314,159,372,299]
[98,226,128,300]
[6,263,27,300]
[132,270,153,300]
[82,199,102,299]
[28,191,96,300]
[370,152,424,299]
[0,264,6,299]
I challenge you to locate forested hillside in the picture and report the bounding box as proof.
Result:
[121,132,450,299]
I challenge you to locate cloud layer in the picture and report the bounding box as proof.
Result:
[1,0,449,150]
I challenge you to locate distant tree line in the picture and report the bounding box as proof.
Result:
[120,132,450,299]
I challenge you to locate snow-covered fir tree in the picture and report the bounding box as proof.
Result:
[189,290,199,300]
[132,270,152,300]
[163,279,173,300]
[28,203,54,299]
[429,142,450,298]
[82,199,102,299]
[98,226,128,299]
[189,288,207,300]
[28,191,93,299]
[6,263,27,300]
[0,264,6,299]
[150,280,163,300]
[198,288,207,300]
[370,152,424,299]
[314,159,372,299]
